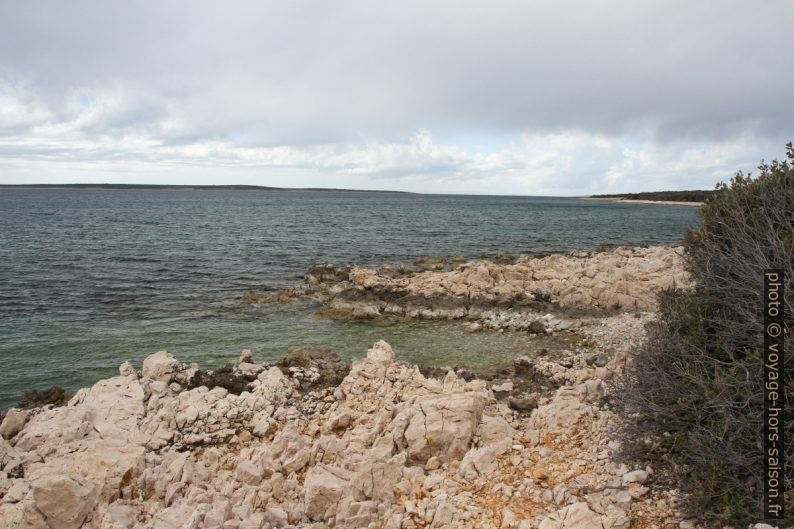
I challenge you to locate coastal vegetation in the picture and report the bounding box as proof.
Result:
[619,144,794,526]
[590,190,714,202]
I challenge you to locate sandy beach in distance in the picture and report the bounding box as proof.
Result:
[582,197,704,206]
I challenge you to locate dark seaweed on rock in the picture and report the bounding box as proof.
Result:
[419,355,561,416]
[510,357,562,394]
[417,364,479,381]
[17,386,72,409]
[188,365,257,395]
[276,346,351,391]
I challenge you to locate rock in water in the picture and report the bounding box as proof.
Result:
[238,349,253,364]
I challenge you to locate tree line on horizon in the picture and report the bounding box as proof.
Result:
[591,190,715,202]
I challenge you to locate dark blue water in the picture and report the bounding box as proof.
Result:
[0,189,699,408]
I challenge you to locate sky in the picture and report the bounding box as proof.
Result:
[1,1,792,195]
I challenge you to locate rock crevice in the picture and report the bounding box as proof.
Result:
[0,323,699,528]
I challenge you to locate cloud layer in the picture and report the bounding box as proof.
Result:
[1,1,792,193]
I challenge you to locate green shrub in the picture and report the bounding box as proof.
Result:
[619,144,793,527]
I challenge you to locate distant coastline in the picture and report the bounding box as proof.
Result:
[586,189,712,206]
[583,197,703,206]
[0,183,413,194]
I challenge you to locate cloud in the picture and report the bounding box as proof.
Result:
[0,0,792,192]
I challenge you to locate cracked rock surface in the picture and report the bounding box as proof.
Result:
[244,246,691,335]
[0,320,711,529]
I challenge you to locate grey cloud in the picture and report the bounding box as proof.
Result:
[2,0,792,145]
[0,1,792,193]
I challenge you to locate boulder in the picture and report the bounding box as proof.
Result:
[267,425,310,475]
[337,500,380,529]
[235,461,262,486]
[0,502,48,529]
[350,455,404,503]
[402,391,487,463]
[141,351,180,383]
[539,502,628,529]
[458,445,499,480]
[118,361,136,377]
[432,501,455,527]
[491,381,514,393]
[478,415,514,453]
[424,456,441,470]
[0,409,31,439]
[0,437,21,470]
[32,476,98,529]
[14,374,146,453]
[238,349,253,364]
[203,498,232,529]
[99,502,139,529]
[365,339,394,364]
[303,465,351,521]
[262,507,288,527]
[151,501,206,529]
[622,469,649,485]
[529,386,591,433]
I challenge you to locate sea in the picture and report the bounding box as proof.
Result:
[0,189,699,409]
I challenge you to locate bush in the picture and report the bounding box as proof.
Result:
[619,144,793,527]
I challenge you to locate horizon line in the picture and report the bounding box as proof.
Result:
[0,183,714,198]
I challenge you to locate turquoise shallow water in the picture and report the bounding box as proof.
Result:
[0,189,699,409]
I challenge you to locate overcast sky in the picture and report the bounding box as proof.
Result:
[1,1,792,194]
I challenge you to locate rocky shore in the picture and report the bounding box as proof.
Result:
[1,245,739,529]
[245,246,690,334]
[1,310,706,529]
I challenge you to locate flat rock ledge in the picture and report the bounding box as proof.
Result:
[0,317,715,529]
[244,246,691,333]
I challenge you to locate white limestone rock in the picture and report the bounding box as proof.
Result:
[0,409,31,440]
[32,475,98,529]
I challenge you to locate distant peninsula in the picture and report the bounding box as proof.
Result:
[0,183,413,194]
[588,190,713,202]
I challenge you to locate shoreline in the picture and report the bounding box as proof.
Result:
[0,245,701,528]
[244,245,691,330]
[0,316,691,528]
[0,245,689,412]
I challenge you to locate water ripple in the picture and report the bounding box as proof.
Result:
[0,189,699,408]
